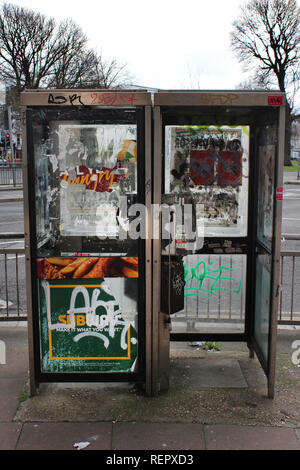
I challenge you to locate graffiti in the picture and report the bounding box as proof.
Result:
[43,281,132,354]
[291,340,300,365]
[67,286,130,351]
[47,92,138,107]
[175,133,230,150]
[145,178,151,195]
[184,259,242,298]
[48,93,84,105]
[198,93,238,106]
[173,273,185,296]
[90,92,137,106]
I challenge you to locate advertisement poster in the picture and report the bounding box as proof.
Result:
[37,257,138,373]
[164,126,249,237]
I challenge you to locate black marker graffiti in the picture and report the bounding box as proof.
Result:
[48,93,84,105]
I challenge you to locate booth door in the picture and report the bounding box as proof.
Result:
[252,121,281,397]
[26,106,147,383]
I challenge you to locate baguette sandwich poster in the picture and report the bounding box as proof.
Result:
[37,257,139,373]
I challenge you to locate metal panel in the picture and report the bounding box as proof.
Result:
[20,90,152,107]
[144,105,153,396]
[267,103,286,398]
[154,90,286,107]
[21,106,37,396]
[152,106,163,395]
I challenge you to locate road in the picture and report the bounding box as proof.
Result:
[0,197,24,233]
[0,183,299,239]
[0,183,299,254]
[282,184,300,249]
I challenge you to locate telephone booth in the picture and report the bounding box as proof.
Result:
[22,89,285,399]
[152,91,285,398]
[21,90,152,395]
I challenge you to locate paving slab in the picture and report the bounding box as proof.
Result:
[0,326,28,379]
[170,357,248,388]
[16,422,112,450]
[204,425,300,450]
[0,378,25,421]
[112,422,205,450]
[0,423,23,450]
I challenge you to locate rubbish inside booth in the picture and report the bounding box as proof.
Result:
[21,89,285,398]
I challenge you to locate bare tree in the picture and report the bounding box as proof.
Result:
[0,2,132,96]
[48,50,133,89]
[0,4,87,92]
[91,55,134,89]
[46,48,99,89]
[231,0,300,164]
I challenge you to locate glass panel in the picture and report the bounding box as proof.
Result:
[171,254,246,334]
[254,252,271,363]
[57,124,137,238]
[254,124,277,366]
[35,132,49,246]
[31,110,141,374]
[257,126,276,250]
[33,120,137,256]
[164,125,249,237]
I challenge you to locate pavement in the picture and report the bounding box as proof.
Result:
[0,322,300,452]
[284,170,300,184]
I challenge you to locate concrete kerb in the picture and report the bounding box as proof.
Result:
[0,185,23,202]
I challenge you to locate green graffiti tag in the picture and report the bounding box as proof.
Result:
[184,260,242,298]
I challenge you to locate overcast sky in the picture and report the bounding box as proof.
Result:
[6,0,248,90]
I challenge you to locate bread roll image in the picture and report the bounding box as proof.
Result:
[82,258,111,278]
[120,257,138,267]
[59,258,89,275]
[43,259,66,279]
[42,256,139,279]
[73,258,99,278]
[121,265,138,278]
[46,258,74,267]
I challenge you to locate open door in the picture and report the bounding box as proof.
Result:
[251,106,285,398]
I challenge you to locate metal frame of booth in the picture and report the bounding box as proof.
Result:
[21,89,285,398]
[21,90,153,396]
[152,91,286,398]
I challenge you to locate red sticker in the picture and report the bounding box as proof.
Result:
[268,96,283,106]
[276,187,283,200]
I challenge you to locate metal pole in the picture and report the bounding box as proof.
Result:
[8,105,15,187]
